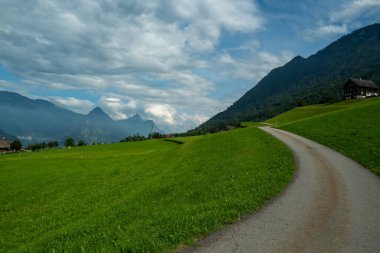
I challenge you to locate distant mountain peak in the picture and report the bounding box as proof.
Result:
[130,114,142,120]
[122,114,144,123]
[87,107,113,122]
[116,114,163,136]
[292,55,305,61]
[199,23,380,132]
[285,55,305,66]
[0,91,159,144]
[88,106,103,113]
[0,129,17,141]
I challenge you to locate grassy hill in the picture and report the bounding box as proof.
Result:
[0,126,294,252]
[265,98,380,175]
[264,99,369,126]
[200,23,380,133]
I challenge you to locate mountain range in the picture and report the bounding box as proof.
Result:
[199,23,380,132]
[2,24,380,140]
[0,91,161,145]
[0,129,17,141]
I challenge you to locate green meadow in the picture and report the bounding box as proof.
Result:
[264,99,369,126]
[0,126,294,252]
[267,98,380,175]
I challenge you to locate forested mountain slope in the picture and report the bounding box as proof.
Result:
[200,23,380,132]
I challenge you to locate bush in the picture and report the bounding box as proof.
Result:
[78,140,86,146]
[10,140,22,151]
[48,141,59,148]
[65,138,75,147]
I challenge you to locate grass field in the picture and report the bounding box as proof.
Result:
[270,98,380,175]
[0,126,294,252]
[264,99,369,126]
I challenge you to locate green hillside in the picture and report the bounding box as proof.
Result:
[268,98,380,175]
[264,99,368,126]
[200,23,380,133]
[0,126,294,252]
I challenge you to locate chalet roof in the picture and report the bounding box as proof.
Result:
[349,78,378,89]
[0,140,11,149]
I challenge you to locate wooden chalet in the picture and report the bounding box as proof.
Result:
[0,139,11,153]
[344,78,379,99]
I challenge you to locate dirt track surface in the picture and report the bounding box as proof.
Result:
[180,127,380,253]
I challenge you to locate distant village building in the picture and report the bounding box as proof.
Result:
[0,139,11,153]
[344,78,379,99]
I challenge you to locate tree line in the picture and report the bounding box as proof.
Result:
[25,138,87,151]
[120,132,166,143]
[14,133,174,152]
[26,141,59,151]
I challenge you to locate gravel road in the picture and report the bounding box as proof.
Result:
[180,127,380,253]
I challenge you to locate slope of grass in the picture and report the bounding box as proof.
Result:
[276,98,380,175]
[264,99,368,126]
[0,126,294,252]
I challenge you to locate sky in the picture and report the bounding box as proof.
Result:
[0,0,379,132]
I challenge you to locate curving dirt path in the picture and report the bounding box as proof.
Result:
[180,127,380,253]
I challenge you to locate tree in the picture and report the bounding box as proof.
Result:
[77,140,86,146]
[120,134,146,143]
[47,141,59,148]
[319,95,335,104]
[10,140,22,151]
[149,132,162,139]
[296,99,305,107]
[65,138,75,147]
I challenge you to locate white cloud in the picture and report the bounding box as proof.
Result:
[145,104,176,126]
[217,50,295,82]
[178,113,209,127]
[158,71,215,93]
[98,95,138,120]
[0,0,268,132]
[94,91,217,132]
[0,0,263,77]
[318,24,348,36]
[301,0,380,41]
[330,0,380,23]
[104,97,120,103]
[303,24,348,40]
[160,0,263,51]
[48,97,95,114]
[219,53,235,64]
[0,80,15,89]
[7,1,370,133]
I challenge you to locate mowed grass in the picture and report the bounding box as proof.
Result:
[264,99,368,126]
[274,98,380,175]
[0,126,294,252]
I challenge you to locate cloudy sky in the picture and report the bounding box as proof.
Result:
[0,0,379,132]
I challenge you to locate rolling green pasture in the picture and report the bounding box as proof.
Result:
[0,126,294,252]
[264,99,368,126]
[272,98,380,175]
